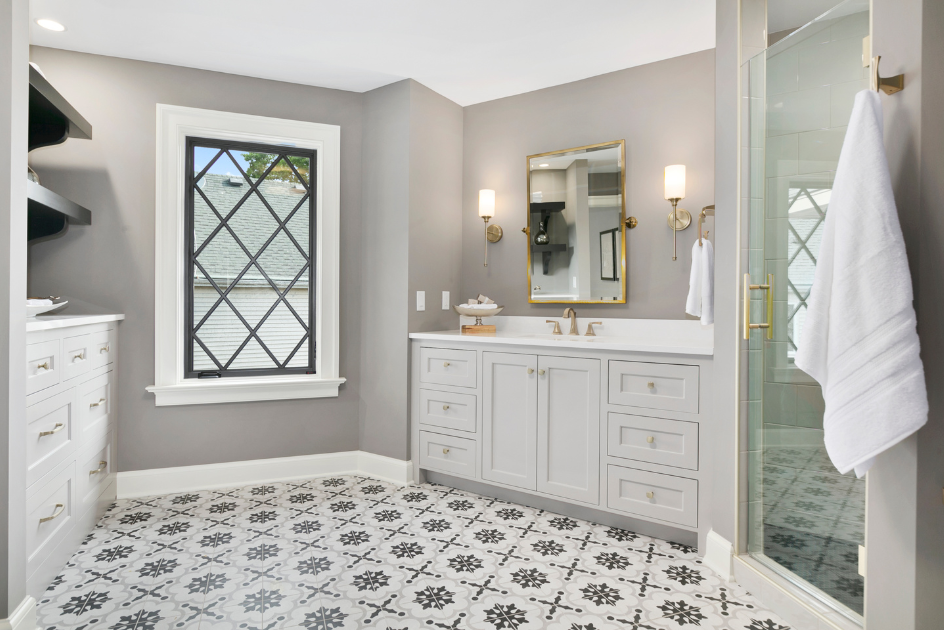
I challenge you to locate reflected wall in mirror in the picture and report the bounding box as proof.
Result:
[527,140,626,303]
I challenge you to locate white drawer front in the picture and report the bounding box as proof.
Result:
[77,436,112,515]
[419,389,477,433]
[608,413,699,470]
[27,389,77,488]
[609,361,699,414]
[77,373,114,446]
[607,465,698,527]
[89,329,117,371]
[26,339,60,395]
[27,460,76,577]
[419,348,477,388]
[419,431,476,478]
[61,334,93,382]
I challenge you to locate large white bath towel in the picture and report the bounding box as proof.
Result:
[795,90,927,477]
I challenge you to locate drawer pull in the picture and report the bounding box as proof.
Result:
[442,448,450,455]
[646,491,654,499]
[646,436,655,444]
[442,404,450,410]
[443,362,450,368]
[36,361,49,372]
[72,352,85,362]
[527,368,534,374]
[89,398,106,409]
[90,460,108,475]
[39,503,65,524]
[538,369,546,376]
[100,345,110,354]
[647,381,655,389]
[39,422,64,437]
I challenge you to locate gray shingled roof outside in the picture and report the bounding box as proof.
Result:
[190,173,313,371]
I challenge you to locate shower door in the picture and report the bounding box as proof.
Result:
[743,0,869,622]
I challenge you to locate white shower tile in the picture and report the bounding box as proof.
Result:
[767,86,830,137]
[766,49,798,96]
[766,134,798,178]
[798,127,847,174]
[831,79,869,127]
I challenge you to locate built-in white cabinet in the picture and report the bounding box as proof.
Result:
[25,315,122,600]
[410,328,711,545]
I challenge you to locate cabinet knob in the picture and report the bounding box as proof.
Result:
[527,368,534,374]
[442,448,450,455]
[538,369,546,376]
[646,491,654,499]
[646,436,655,444]
[647,381,655,389]
[443,362,450,368]
[442,404,450,410]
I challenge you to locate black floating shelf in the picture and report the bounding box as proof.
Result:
[529,202,565,213]
[532,243,567,253]
[27,180,92,241]
[29,66,92,152]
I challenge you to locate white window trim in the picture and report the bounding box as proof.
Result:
[147,104,344,406]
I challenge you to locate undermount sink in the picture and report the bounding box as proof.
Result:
[517,334,600,342]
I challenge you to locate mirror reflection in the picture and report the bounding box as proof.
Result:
[527,141,625,303]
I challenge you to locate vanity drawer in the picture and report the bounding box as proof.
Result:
[419,431,476,478]
[608,413,699,470]
[419,389,477,433]
[419,348,477,388]
[607,464,698,527]
[61,333,93,382]
[26,339,60,395]
[89,329,117,371]
[77,372,114,446]
[27,389,77,488]
[608,361,699,414]
[27,460,76,579]
[77,436,112,516]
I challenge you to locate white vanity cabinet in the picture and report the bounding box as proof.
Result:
[24,314,123,600]
[411,317,713,546]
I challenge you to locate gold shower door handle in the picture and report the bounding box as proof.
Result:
[743,273,773,340]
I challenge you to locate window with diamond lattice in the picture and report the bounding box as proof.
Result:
[185,138,315,377]
[786,183,830,360]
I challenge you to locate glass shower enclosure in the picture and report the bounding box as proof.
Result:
[743,0,869,623]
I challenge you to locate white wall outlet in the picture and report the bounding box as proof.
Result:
[442,291,450,310]
[416,291,425,311]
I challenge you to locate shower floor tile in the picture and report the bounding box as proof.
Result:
[37,475,795,630]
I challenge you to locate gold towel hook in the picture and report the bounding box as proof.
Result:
[698,205,715,246]
[872,56,904,95]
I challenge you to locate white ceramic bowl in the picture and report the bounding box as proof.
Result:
[27,300,67,319]
[453,304,503,325]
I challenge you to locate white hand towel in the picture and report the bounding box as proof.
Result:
[685,240,714,325]
[795,90,927,478]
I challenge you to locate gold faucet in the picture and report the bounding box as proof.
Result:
[562,308,578,335]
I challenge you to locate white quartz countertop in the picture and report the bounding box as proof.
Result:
[409,316,713,356]
[26,313,125,332]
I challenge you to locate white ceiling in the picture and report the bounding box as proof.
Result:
[28,0,716,106]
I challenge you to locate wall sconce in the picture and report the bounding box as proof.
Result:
[479,189,502,267]
[664,164,691,261]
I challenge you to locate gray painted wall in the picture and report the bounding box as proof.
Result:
[460,50,715,319]
[27,47,365,472]
[0,0,29,615]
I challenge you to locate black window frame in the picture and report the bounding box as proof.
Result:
[184,136,317,379]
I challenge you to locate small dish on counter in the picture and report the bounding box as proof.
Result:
[27,297,68,319]
[453,304,503,325]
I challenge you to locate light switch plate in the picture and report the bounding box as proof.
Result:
[858,545,866,577]
[416,291,425,311]
[441,291,450,310]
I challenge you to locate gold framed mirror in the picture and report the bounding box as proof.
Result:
[526,140,626,303]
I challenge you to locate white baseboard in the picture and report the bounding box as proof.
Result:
[0,597,38,630]
[117,451,413,499]
[704,529,734,581]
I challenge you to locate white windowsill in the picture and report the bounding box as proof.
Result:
[146,375,346,406]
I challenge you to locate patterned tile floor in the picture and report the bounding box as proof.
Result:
[759,445,865,614]
[38,476,796,630]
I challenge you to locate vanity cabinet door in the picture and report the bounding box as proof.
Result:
[537,356,600,504]
[482,352,537,490]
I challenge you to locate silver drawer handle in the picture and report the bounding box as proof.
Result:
[527,368,534,374]
[442,404,450,410]
[90,460,108,475]
[443,362,450,368]
[39,423,64,437]
[89,398,106,408]
[442,448,450,455]
[39,503,65,524]
[72,352,85,362]
[646,436,655,444]
[646,491,654,500]
[100,345,110,354]
[647,381,655,389]
[36,361,49,371]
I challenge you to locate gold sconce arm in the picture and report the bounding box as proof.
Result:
[743,273,773,340]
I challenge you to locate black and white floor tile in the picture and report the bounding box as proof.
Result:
[38,476,794,629]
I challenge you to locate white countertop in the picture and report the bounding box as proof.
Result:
[409,316,713,356]
[26,313,125,332]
